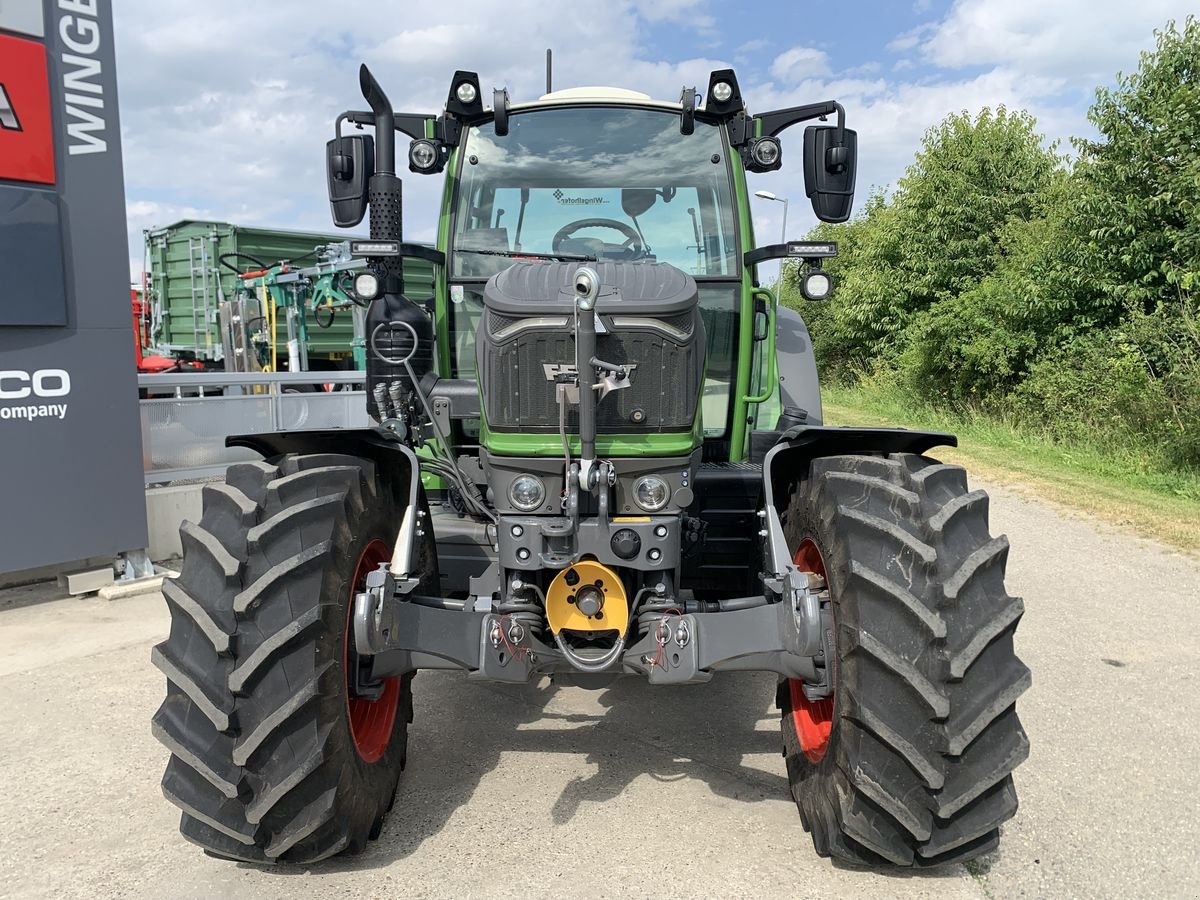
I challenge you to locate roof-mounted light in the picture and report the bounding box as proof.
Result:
[446,70,483,118]
[704,68,744,117]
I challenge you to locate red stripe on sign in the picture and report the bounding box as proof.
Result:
[0,35,56,185]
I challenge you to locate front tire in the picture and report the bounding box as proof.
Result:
[151,453,435,863]
[779,453,1030,867]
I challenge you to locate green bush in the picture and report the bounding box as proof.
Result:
[1011,306,1200,468]
[799,17,1200,480]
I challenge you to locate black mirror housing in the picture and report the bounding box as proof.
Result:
[803,125,857,223]
[621,188,657,219]
[326,134,374,228]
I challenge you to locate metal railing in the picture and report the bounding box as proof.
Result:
[139,370,369,484]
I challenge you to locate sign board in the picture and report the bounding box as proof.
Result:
[0,0,147,573]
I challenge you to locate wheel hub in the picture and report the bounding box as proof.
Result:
[789,538,835,764]
[345,538,399,763]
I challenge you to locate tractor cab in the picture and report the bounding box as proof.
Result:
[327,67,858,463]
[445,95,740,449]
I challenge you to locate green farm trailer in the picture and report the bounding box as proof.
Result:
[143,220,435,370]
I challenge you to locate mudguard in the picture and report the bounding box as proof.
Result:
[227,427,421,560]
[759,425,956,578]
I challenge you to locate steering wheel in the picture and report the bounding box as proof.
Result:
[552,218,644,257]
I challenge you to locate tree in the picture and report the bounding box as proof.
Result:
[797,108,1063,381]
[1075,16,1200,310]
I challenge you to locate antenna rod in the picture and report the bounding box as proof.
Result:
[546,49,552,94]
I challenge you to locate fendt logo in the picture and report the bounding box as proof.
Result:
[0,369,71,422]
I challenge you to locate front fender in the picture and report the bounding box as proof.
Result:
[763,425,956,509]
[227,426,420,528]
[757,424,955,588]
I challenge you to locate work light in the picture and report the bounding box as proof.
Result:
[704,68,743,117]
[751,136,782,170]
[456,82,477,105]
[801,269,833,301]
[353,271,380,301]
[408,139,439,172]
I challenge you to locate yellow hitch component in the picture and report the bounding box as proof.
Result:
[545,561,629,636]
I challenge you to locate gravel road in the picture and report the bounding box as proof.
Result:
[1,478,1198,899]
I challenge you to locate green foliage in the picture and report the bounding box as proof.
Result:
[1013,305,1200,468]
[800,16,1200,474]
[1075,16,1200,307]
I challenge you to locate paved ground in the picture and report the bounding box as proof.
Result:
[2,479,1198,899]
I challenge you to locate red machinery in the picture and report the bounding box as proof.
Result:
[132,285,202,374]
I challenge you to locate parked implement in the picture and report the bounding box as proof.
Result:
[154,65,1029,867]
[143,220,435,372]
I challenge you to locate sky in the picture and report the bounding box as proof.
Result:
[111,0,1196,278]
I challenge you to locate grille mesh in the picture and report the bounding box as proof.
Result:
[483,319,704,432]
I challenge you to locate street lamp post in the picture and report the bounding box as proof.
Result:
[754,190,789,284]
[754,190,788,243]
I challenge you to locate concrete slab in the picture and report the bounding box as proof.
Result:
[145,483,203,561]
[56,566,114,596]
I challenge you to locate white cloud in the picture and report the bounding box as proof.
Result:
[112,0,727,274]
[736,38,770,55]
[770,46,831,83]
[743,66,1074,241]
[628,0,715,29]
[888,23,937,52]
[110,0,1190,278]
[920,0,1195,79]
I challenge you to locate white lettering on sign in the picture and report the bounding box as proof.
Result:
[58,0,107,155]
[0,369,71,423]
[0,368,72,399]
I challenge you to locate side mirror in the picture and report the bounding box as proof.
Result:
[326,134,374,228]
[802,125,857,224]
[753,306,770,341]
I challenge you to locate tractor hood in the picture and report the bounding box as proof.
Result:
[483,261,697,317]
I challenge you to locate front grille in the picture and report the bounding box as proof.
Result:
[483,325,703,432]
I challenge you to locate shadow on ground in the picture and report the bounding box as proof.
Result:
[282,671,788,873]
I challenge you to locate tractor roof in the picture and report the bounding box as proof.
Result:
[511,86,681,113]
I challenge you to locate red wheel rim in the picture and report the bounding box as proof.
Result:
[345,538,400,763]
[789,538,834,764]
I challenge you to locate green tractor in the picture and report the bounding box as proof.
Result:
[153,63,1029,868]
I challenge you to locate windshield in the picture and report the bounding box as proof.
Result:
[451,106,739,279]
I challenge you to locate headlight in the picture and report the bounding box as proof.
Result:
[801,270,833,301]
[633,475,671,512]
[751,136,781,169]
[711,81,733,103]
[408,139,439,172]
[509,474,546,511]
[456,82,478,105]
[353,271,380,301]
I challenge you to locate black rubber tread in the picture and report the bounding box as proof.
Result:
[152,452,437,864]
[779,452,1029,867]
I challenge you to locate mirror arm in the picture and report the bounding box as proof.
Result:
[757,100,844,139]
[744,241,838,268]
[336,111,436,144]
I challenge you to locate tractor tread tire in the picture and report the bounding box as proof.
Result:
[780,452,1029,868]
[153,453,430,865]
